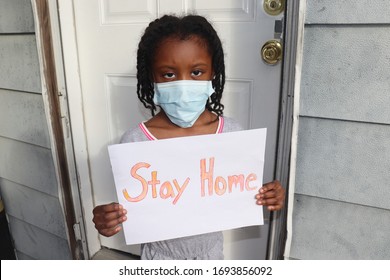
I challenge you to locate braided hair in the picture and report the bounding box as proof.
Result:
[136,14,225,116]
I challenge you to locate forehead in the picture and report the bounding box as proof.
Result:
[153,35,211,65]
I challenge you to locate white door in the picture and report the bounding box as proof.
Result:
[62,0,283,259]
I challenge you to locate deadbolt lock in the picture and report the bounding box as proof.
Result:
[263,0,285,16]
[261,40,282,65]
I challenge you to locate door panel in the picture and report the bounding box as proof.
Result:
[71,0,283,259]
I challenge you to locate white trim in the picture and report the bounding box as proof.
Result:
[57,0,101,258]
[31,0,90,259]
[47,0,89,259]
[283,0,307,260]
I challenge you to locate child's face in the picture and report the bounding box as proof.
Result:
[152,36,213,83]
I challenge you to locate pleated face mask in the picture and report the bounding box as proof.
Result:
[153,80,214,128]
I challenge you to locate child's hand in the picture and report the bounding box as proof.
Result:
[92,203,127,237]
[256,180,285,211]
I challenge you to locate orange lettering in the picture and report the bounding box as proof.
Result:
[200,157,214,197]
[172,178,190,205]
[122,162,150,202]
[148,171,159,198]
[245,173,257,191]
[215,176,227,195]
[160,181,175,200]
[228,175,245,192]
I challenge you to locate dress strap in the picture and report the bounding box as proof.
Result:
[139,122,157,140]
[139,116,224,140]
[216,116,224,134]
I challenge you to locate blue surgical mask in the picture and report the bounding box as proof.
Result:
[153,80,214,128]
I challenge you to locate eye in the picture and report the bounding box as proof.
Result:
[191,70,203,77]
[163,72,176,79]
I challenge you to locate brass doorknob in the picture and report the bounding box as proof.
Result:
[263,0,285,16]
[261,40,282,65]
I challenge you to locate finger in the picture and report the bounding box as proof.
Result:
[257,192,285,205]
[260,180,281,193]
[93,202,123,214]
[94,215,127,231]
[256,199,284,211]
[257,197,280,205]
[94,211,127,227]
[259,182,284,199]
[256,187,285,200]
[99,225,122,237]
[102,209,127,222]
[267,204,283,211]
[256,190,277,200]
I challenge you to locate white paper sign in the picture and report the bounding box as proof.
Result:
[108,128,267,245]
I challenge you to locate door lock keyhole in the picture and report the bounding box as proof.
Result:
[261,40,282,65]
[263,0,285,16]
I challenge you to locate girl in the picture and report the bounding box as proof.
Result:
[93,14,285,260]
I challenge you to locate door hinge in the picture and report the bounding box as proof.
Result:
[73,222,86,259]
[61,115,70,138]
[73,223,82,241]
[58,89,71,139]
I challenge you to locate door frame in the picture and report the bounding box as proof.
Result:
[31,0,89,259]
[55,0,102,257]
[267,0,305,259]
[53,0,302,259]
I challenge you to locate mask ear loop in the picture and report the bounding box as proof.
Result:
[150,82,162,115]
[209,74,217,105]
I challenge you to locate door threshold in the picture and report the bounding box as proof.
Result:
[92,247,140,260]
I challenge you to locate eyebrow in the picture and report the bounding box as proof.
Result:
[155,66,176,71]
[192,63,210,68]
[155,63,210,70]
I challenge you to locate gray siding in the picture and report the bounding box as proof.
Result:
[0,0,34,33]
[0,0,71,259]
[0,89,50,148]
[8,216,71,260]
[0,137,58,196]
[290,195,390,260]
[300,27,390,125]
[0,35,41,93]
[305,0,390,24]
[289,0,390,259]
[295,118,390,210]
[0,179,67,239]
